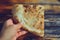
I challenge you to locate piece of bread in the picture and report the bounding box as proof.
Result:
[12,4,44,37]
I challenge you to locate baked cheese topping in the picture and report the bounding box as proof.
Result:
[13,4,44,37]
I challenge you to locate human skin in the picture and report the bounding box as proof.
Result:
[0,19,27,40]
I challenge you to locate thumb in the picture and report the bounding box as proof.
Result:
[4,19,14,27]
[6,19,14,25]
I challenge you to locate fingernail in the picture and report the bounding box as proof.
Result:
[22,31,27,34]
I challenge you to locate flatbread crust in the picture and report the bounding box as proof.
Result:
[12,4,44,37]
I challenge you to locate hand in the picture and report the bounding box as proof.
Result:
[0,19,27,40]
